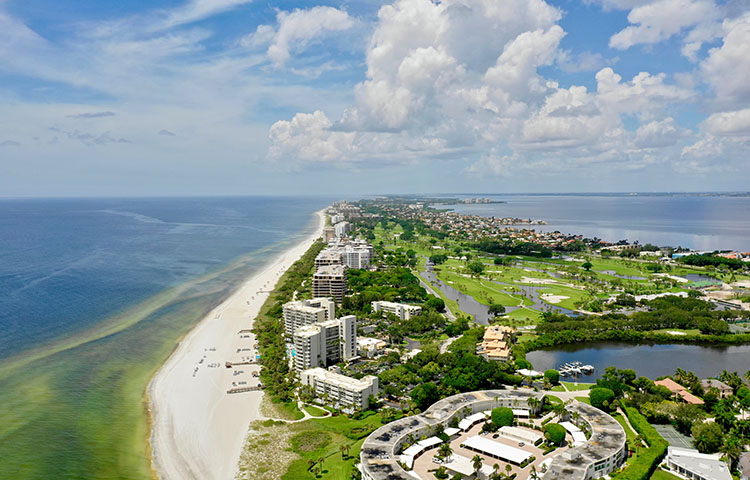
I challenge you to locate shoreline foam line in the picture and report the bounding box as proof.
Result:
[148,209,325,480]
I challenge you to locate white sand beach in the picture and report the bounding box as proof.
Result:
[149,210,325,480]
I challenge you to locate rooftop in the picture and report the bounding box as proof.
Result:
[461,435,532,464]
[655,378,687,393]
[359,389,544,480]
[667,447,732,480]
[701,379,733,392]
[542,402,626,480]
[302,368,376,390]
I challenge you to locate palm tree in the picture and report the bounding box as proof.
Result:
[720,439,742,470]
[505,463,513,477]
[438,442,452,460]
[472,454,483,475]
[530,465,539,480]
[307,459,316,472]
[553,402,568,421]
[527,397,541,416]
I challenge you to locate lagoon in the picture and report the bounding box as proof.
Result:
[527,341,750,381]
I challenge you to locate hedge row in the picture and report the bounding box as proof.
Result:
[611,405,668,480]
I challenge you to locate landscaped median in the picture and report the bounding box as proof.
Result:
[610,404,669,480]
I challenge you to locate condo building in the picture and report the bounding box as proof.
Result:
[314,248,344,269]
[323,226,336,243]
[312,265,347,302]
[300,367,378,411]
[371,301,422,320]
[293,315,357,371]
[282,297,335,338]
[334,221,351,238]
[476,325,515,362]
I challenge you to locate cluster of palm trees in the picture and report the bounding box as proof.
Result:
[306,457,326,477]
[469,453,515,480]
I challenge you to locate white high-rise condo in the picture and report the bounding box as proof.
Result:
[282,298,335,338]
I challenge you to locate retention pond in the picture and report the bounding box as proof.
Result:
[527,341,750,381]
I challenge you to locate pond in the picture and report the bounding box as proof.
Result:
[526,341,750,381]
[681,273,719,282]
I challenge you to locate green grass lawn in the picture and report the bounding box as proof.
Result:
[302,404,329,417]
[282,413,383,480]
[536,285,589,310]
[651,469,683,480]
[560,381,595,391]
[612,413,636,443]
[575,396,591,405]
[505,308,543,325]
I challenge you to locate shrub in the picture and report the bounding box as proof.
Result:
[614,405,669,480]
[491,407,514,428]
[543,423,566,446]
[590,387,616,411]
[544,369,560,385]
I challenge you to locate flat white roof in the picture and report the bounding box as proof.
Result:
[458,412,489,431]
[442,454,493,477]
[461,435,532,464]
[668,447,732,480]
[399,454,415,469]
[512,409,531,417]
[402,445,424,457]
[417,437,442,449]
[572,432,588,446]
[499,426,543,443]
[444,427,461,437]
[560,421,581,433]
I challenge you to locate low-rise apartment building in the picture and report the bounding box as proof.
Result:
[293,315,357,371]
[301,367,378,411]
[476,325,515,362]
[371,301,422,320]
[282,297,335,338]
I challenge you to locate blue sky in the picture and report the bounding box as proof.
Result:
[0,0,748,196]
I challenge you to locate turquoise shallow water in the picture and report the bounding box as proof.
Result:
[0,196,330,479]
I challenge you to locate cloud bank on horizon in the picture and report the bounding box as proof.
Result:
[0,0,748,195]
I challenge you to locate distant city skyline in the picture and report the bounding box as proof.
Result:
[1,0,749,196]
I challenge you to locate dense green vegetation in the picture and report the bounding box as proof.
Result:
[612,406,669,480]
[254,241,325,402]
[536,297,738,336]
[680,253,745,270]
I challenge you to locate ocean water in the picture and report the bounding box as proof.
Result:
[0,196,329,479]
[0,197,328,359]
[440,194,750,251]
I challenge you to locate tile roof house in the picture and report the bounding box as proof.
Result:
[701,379,734,398]
[655,378,704,405]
